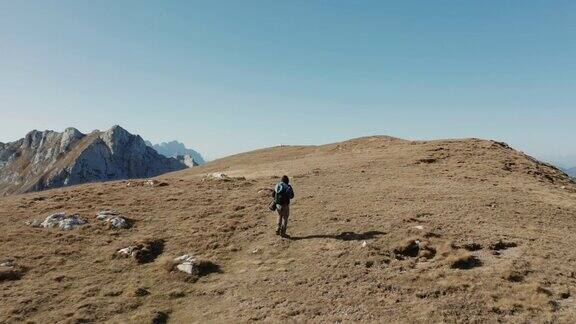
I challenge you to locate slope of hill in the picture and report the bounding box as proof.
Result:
[145,140,205,165]
[0,126,186,196]
[566,167,576,178]
[0,136,575,322]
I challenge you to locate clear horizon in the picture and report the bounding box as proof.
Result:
[1,1,575,166]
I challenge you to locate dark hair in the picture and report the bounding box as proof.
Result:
[281,175,289,184]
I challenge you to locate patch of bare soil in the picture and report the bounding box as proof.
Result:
[1,136,576,322]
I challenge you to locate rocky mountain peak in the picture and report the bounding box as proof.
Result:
[60,128,85,152]
[101,125,134,152]
[0,126,187,195]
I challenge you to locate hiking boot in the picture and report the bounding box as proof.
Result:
[275,229,281,236]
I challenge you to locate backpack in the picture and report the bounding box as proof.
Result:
[274,182,293,205]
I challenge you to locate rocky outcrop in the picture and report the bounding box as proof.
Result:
[0,126,186,195]
[145,140,205,164]
[176,155,199,167]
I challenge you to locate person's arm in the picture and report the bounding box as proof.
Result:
[289,185,295,199]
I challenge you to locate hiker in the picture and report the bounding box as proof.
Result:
[274,175,295,237]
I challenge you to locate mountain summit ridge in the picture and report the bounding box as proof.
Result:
[0,126,186,195]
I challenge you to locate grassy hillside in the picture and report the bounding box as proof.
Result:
[1,136,575,322]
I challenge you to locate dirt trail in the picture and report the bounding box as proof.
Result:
[1,136,576,323]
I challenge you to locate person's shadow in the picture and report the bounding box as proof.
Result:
[286,231,385,241]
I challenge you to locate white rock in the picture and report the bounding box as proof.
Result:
[40,212,67,228]
[361,241,368,248]
[145,179,159,187]
[0,261,15,268]
[414,225,424,230]
[96,210,129,229]
[175,254,195,263]
[118,246,137,256]
[174,254,197,275]
[176,155,198,168]
[208,172,229,180]
[109,217,129,229]
[59,216,87,230]
[176,263,195,274]
[25,220,43,228]
[30,212,87,230]
[97,210,116,216]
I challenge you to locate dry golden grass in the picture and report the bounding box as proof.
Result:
[0,136,575,322]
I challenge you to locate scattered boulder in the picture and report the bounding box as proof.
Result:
[126,179,168,188]
[174,255,197,275]
[26,212,87,230]
[148,179,157,186]
[96,210,131,229]
[206,172,231,181]
[0,261,15,268]
[116,239,164,264]
[166,254,221,280]
[0,261,25,282]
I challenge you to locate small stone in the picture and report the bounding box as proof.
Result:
[414,225,424,230]
[25,220,43,228]
[0,261,14,268]
[134,288,150,297]
[146,179,159,187]
[361,241,368,248]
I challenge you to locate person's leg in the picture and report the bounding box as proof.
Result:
[276,205,283,235]
[280,204,290,236]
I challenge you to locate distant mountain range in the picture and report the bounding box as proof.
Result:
[564,167,576,178]
[145,140,205,165]
[0,126,187,196]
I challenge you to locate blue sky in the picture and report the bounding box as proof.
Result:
[1,1,575,165]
